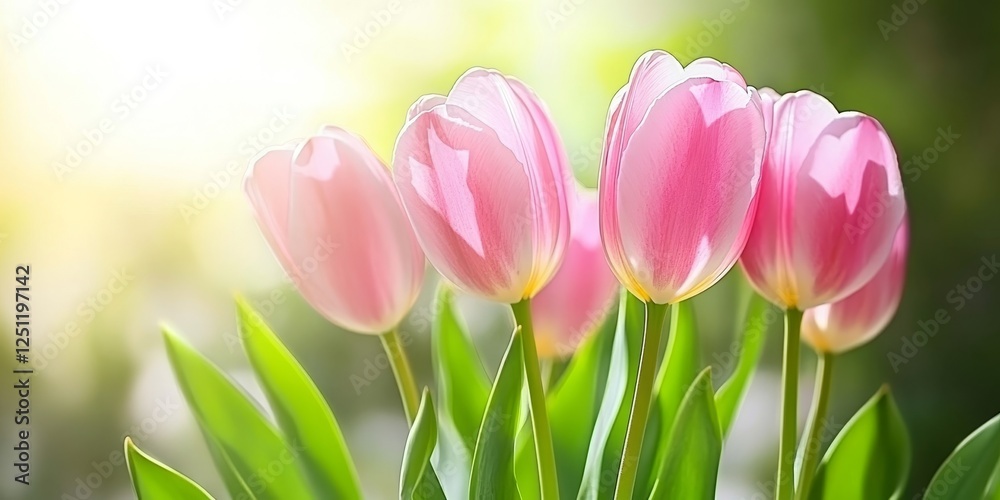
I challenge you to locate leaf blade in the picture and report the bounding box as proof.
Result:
[469,326,525,500]
[162,327,313,500]
[810,386,911,500]
[125,437,215,500]
[235,298,362,500]
[922,413,1000,500]
[649,367,722,500]
[716,292,774,437]
[401,389,447,500]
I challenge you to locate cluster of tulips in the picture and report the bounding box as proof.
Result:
[123,50,1000,500]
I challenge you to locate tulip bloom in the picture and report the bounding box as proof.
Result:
[244,126,425,335]
[599,50,766,499]
[599,50,767,305]
[394,68,571,499]
[392,68,571,304]
[740,89,906,310]
[531,189,619,358]
[802,217,908,354]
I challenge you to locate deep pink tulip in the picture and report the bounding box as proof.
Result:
[599,50,766,304]
[740,89,906,310]
[530,189,619,358]
[393,69,571,303]
[802,216,908,353]
[244,126,425,334]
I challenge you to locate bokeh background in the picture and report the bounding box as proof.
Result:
[1,0,998,498]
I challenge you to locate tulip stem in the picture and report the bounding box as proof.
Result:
[380,329,420,425]
[795,351,835,500]
[511,299,560,500]
[615,301,669,500]
[776,308,803,500]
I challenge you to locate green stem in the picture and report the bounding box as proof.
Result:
[614,301,669,500]
[795,351,835,500]
[511,299,559,500]
[380,329,420,425]
[776,308,803,500]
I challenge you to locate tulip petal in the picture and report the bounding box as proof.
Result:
[407,94,446,122]
[394,105,533,303]
[803,217,908,353]
[616,78,764,303]
[741,90,840,307]
[600,51,686,298]
[279,131,423,333]
[792,114,905,307]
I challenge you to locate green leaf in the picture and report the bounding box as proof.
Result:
[433,285,491,448]
[922,413,1000,499]
[547,310,617,498]
[162,327,313,500]
[401,389,447,500]
[125,437,215,500]
[515,414,541,500]
[577,291,646,499]
[643,300,701,497]
[469,326,524,500]
[810,386,911,500]
[235,298,362,500]
[716,292,774,437]
[649,368,722,500]
[431,284,491,497]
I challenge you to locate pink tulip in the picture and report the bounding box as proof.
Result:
[244,126,425,334]
[740,89,906,310]
[530,189,619,358]
[599,50,766,304]
[392,68,571,303]
[801,217,908,353]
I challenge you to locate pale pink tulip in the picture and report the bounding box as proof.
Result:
[599,50,766,304]
[392,69,571,303]
[802,216,908,353]
[740,89,906,309]
[244,126,425,334]
[531,189,619,358]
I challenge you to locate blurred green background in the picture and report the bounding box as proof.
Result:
[1,0,997,498]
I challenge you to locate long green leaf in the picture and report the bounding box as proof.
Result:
[469,326,525,500]
[577,291,645,499]
[401,389,447,500]
[810,386,910,500]
[431,284,491,496]
[125,437,215,500]
[716,293,774,437]
[649,368,722,499]
[922,413,1000,499]
[162,327,313,500]
[547,310,617,498]
[235,298,362,500]
[642,300,700,497]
